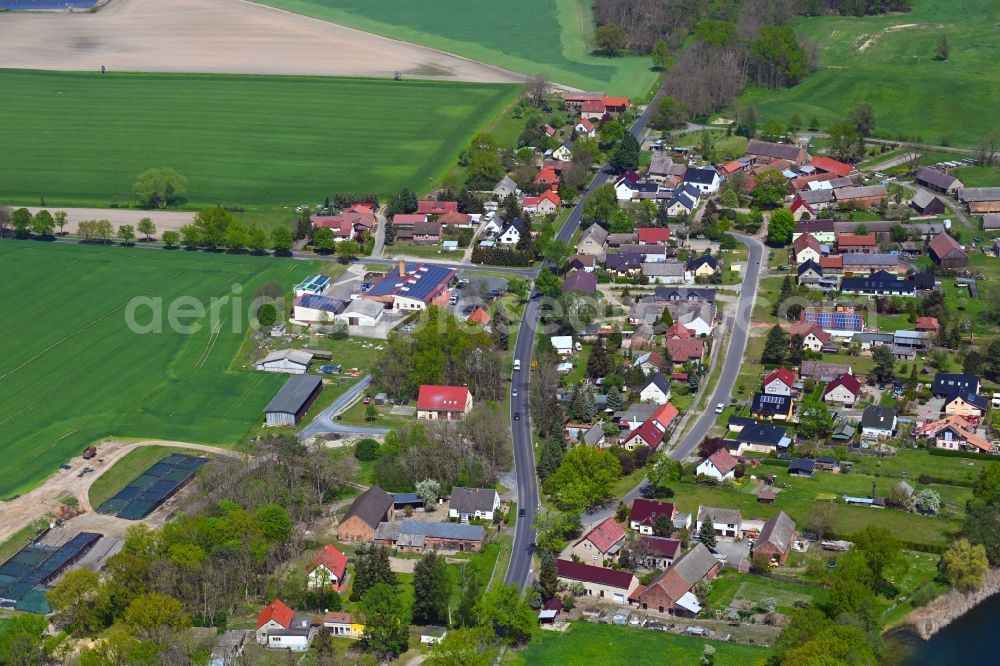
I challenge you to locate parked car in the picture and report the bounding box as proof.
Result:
[715,402,725,414]
[363,396,372,404]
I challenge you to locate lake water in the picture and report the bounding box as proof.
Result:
[1,0,99,9]
[884,592,1000,665]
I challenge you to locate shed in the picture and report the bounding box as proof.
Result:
[264,375,323,426]
[788,459,816,477]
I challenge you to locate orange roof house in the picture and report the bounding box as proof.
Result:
[535,167,560,185]
[417,200,459,216]
[810,156,853,178]
[308,545,348,588]
[416,385,473,421]
[466,307,491,326]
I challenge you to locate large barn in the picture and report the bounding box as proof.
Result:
[264,374,323,426]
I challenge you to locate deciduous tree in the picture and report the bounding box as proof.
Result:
[362,583,409,660]
[941,538,988,592]
[133,167,187,209]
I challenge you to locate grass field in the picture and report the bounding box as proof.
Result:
[0,242,316,498]
[252,0,658,96]
[0,69,519,208]
[737,0,1000,147]
[87,445,196,509]
[512,622,768,665]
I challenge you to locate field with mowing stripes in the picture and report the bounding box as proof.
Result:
[252,0,658,96]
[0,69,519,208]
[0,242,315,498]
[737,0,1000,147]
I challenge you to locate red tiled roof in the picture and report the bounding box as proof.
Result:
[630,499,676,526]
[637,228,671,244]
[820,255,844,269]
[602,96,630,108]
[323,611,354,625]
[466,307,491,326]
[310,544,347,581]
[707,448,739,475]
[651,403,679,430]
[257,599,294,630]
[719,160,742,175]
[664,322,693,339]
[793,233,820,254]
[666,338,704,362]
[578,516,626,553]
[640,536,682,558]
[915,316,940,331]
[438,211,473,225]
[524,189,561,208]
[581,100,605,114]
[838,233,876,247]
[624,420,667,449]
[556,559,635,589]
[312,216,354,237]
[535,167,559,184]
[928,232,964,259]
[416,385,471,412]
[810,156,853,178]
[824,373,862,398]
[789,322,831,344]
[577,118,595,132]
[392,213,426,226]
[417,200,459,215]
[764,368,796,388]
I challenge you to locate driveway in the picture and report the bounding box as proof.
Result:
[299,375,390,438]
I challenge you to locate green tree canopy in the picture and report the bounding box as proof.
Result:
[543,445,622,512]
[133,167,187,209]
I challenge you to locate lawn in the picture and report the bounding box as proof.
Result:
[0,69,519,208]
[512,622,768,665]
[951,165,1000,189]
[252,0,659,96]
[736,0,1000,148]
[87,445,196,509]
[0,241,317,498]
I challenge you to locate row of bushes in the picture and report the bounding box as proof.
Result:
[929,448,1000,462]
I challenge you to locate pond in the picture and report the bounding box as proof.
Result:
[884,592,1000,666]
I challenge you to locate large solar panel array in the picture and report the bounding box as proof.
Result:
[0,532,101,614]
[366,263,457,301]
[801,310,864,331]
[97,454,208,520]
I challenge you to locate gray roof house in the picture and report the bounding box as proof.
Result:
[493,175,519,198]
[449,487,500,520]
[578,224,609,256]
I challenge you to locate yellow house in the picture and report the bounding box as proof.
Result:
[944,392,989,419]
[350,621,366,639]
[688,255,719,278]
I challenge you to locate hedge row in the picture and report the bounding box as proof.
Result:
[929,448,1000,462]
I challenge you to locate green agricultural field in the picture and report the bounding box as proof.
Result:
[252,0,658,96]
[0,242,317,498]
[512,622,768,665]
[737,0,1000,148]
[0,69,519,208]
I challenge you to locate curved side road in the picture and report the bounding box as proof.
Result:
[299,375,390,439]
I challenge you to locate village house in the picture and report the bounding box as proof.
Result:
[631,543,721,615]
[557,559,638,604]
[575,118,597,136]
[633,351,668,375]
[637,536,682,569]
[801,360,853,382]
[417,200,458,216]
[667,300,715,337]
[416,385,473,421]
[563,270,598,294]
[793,219,836,244]
[666,337,705,364]
[683,166,721,194]
[834,185,888,208]
[307,545,347,590]
[664,187,699,217]
[797,259,824,285]
[697,506,742,539]
[751,393,794,421]
[696,449,739,481]
[363,261,457,311]
[928,232,968,268]
[861,405,897,441]
[642,261,690,284]
[337,486,394,543]
[567,254,597,273]
[497,218,526,245]
[637,227,671,245]
[639,373,672,404]
[322,612,365,640]
[522,189,561,215]
[916,167,963,195]
[571,516,627,564]
[793,233,822,264]
[622,419,668,451]
[731,423,791,455]
[687,254,720,278]
[823,373,863,408]
[810,156,853,178]
[789,322,831,353]
[448,487,500,522]
[959,187,1000,214]
[943,391,990,420]
[762,368,796,397]
[932,373,980,397]
[917,415,993,453]
[840,271,915,297]
[256,600,312,651]
[577,224,609,256]
[493,175,519,199]
[630,499,676,535]
[752,511,797,565]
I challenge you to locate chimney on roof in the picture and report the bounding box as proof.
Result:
[399,259,405,277]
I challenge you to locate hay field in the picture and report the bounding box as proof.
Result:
[0,241,315,498]
[0,69,519,207]
[251,0,658,96]
[738,0,1000,147]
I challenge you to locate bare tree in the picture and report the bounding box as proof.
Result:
[977,132,999,167]
[0,205,10,237]
[528,74,549,108]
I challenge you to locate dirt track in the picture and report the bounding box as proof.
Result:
[0,0,525,83]
[0,439,241,545]
[25,207,195,235]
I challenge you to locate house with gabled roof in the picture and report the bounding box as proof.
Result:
[910,188,946,216]
[944,391,990,420]
[696,449,739,481]
[745,140,810,166]
[683,166,721,194]
[753,511,796,564]
[932,373,979,397]
[666,337,704,363]
[308,545,347,590]
[629,499,676,535]
[751,392,794,421]
[823,373,863,407]
[449,487,500,521]
[575,118,597,136]
[631,543,721,615]
[416,385,473,421]
[493,175,519,199]
[763,368,796,397]
[697,506,742,539]
[622,419,668,452]
[917,415,993,453]
[522,189,561,215]
[535,166,559,186]
[637,227,671,245]
[793,233,821,264]
[571,516,626,564]
[256,600,312,650]
[687,254,719,277]
[578,224,608,256]
[563,270,598,294]
[497,218,526,245]
[810,156,853,178]
[731,423,791,455]
[837,233,877,254]
[793,219,836,243]
[797,259,823,285]
[556,560,638,604]
[637,536,682,569]
[639,373,672,405]
[861,405,897,441]
[338,486,394,543]
[789,322,831,352]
